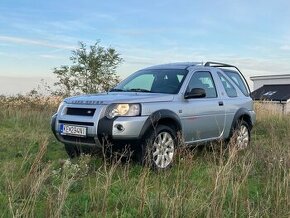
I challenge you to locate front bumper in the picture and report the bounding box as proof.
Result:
[51,112,148,146]
[98,116,148,139]
[51,113,102,146]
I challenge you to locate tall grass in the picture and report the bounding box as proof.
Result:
[0,96,289,217]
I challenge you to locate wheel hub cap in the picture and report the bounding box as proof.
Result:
[236,125,249,150]
[152,132,174,168]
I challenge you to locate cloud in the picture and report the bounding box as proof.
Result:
[206,55,290,77]
[0,35,75,50]
[39,54,65,59]
[280,45,290,50]
[116,43,290,80]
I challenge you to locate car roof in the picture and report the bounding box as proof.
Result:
[143,62,203,70]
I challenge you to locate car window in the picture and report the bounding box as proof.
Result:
[123,74,154,91]
[218,73,238,97]
[223,70,249,96]
[177,75,184,82]
[187,71,217,98]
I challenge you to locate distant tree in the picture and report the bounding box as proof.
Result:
[52,41,123,96]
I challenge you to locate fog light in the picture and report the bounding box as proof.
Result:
[115,124,124,132]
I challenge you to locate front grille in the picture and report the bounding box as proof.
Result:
[66,108,96,116]
[59,120,94,126]
[62,135,96,144]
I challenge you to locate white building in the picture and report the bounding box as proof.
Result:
[250,74,290,114]
[250,74,290,90]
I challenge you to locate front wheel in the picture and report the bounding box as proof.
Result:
[137,125,177,170]
[230,120,251,150]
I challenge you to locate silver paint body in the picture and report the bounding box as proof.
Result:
[53,63,256,146]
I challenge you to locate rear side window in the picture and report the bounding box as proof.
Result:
[218,73,237,97]
[223,70,249,96]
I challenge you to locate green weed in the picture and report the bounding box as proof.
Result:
[0,98,289,217]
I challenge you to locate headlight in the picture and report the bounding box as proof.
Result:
[106,103,141,119]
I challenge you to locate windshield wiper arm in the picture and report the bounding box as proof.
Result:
[110,88,125,92]
[128,88,151,93]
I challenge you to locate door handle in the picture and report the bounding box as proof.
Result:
[218,101,224,106]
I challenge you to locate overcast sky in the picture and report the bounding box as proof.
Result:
[1,0,290,94]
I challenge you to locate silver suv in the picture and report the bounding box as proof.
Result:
[51,62,256,169]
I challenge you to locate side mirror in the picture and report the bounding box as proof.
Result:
[184,88,206,99]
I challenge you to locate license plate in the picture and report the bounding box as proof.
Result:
[60,124,87,137]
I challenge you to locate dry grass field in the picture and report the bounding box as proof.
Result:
[0,96,289,217]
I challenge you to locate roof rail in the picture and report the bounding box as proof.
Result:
[204,61,241,73]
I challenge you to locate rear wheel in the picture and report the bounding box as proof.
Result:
[137,125,177,169]
[231,120,251,150]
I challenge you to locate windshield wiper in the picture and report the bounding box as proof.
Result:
[128,88,151,93]
[110,88,125,92]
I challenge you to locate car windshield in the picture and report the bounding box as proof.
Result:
[111,69,188,94]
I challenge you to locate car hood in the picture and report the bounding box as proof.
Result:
[64,92,174,105]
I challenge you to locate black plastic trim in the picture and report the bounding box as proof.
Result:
[66,107,96,116]
[229,108,253,138]
[138,109,182,139]
[97,117,116,143]
[61,135,96,144]
[58,120,94,126]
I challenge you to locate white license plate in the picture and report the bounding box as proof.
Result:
[60,124,87,137]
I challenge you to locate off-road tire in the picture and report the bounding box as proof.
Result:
[136,124,177,170]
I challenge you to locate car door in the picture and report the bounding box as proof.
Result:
[181,70,226,142]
